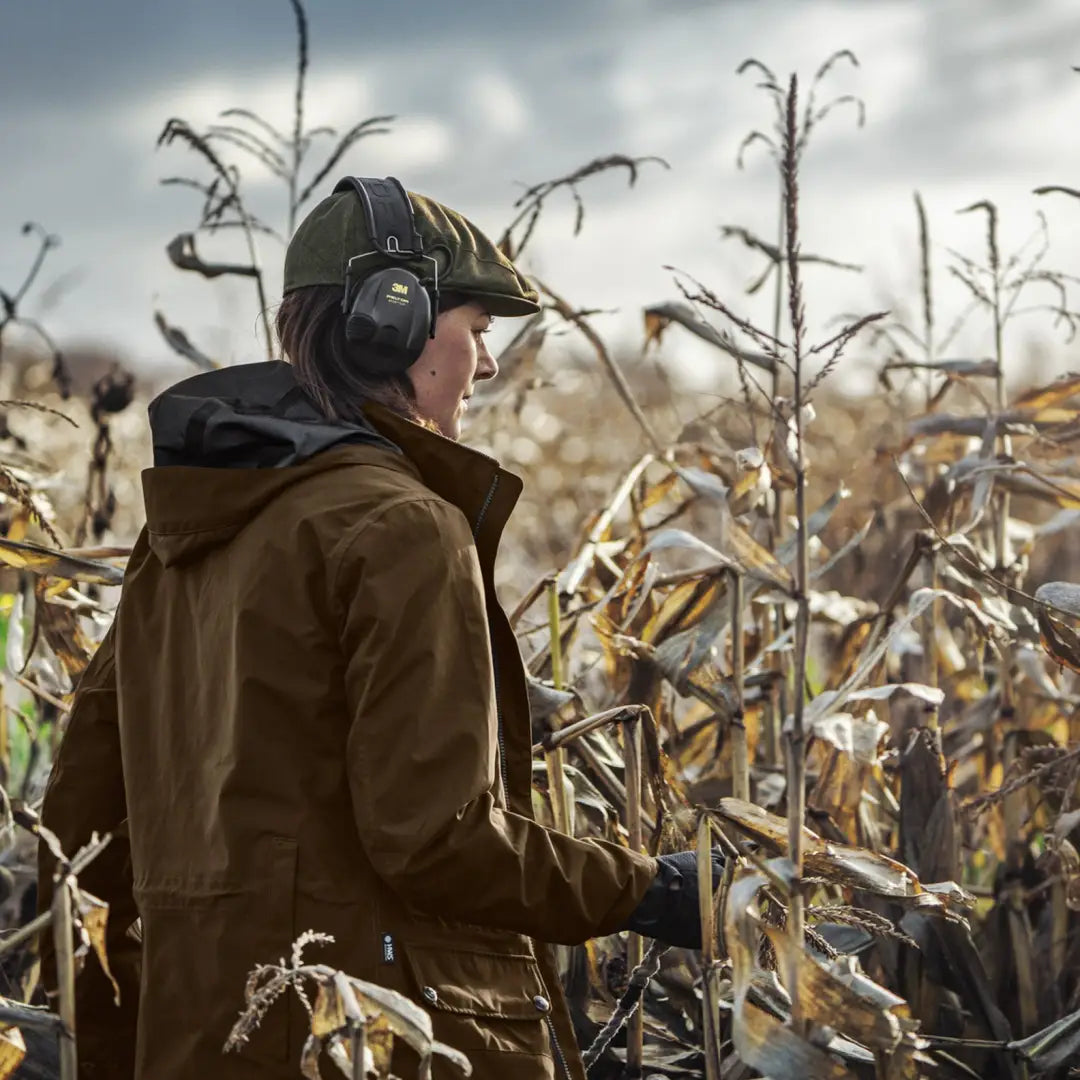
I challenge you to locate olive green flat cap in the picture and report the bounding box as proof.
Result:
[284,186,540,318]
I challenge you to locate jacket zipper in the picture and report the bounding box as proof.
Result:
[544,1015,572,1080]
[475,474,571,1080]
[491,653,510,804]
[472,476,510,805]
[473,474,499,535]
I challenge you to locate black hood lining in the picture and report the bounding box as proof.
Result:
[148,361,401,469]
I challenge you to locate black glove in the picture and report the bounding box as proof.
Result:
[616,849,725,949]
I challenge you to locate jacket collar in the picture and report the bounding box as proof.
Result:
[361,402,523,575]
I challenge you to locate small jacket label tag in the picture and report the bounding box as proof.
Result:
[381,933,395,964]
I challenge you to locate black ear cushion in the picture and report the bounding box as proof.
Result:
[344,267,432,375]
[345,310,377,342]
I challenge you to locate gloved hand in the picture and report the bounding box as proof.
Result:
[616,849,725,949]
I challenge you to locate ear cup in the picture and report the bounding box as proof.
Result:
[344,267,433,375]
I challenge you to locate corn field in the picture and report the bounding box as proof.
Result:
[1,4,1080,1078]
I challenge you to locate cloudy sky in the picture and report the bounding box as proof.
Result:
[4,0,1080,391]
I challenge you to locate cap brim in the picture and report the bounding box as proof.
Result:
[466,292,542,318]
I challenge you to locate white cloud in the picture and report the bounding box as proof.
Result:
[466,70,530,139]
[344,114,454,175]
[118,65,377,186]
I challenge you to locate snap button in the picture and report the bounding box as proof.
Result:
[533,994,550,1013]
[423,986,438,1005]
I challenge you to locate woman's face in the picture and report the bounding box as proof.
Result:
[407,300,497,440]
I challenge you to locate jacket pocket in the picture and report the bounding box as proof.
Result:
[399,942,553,1059]
[134,836,299,1073]
[239,835,299,1066]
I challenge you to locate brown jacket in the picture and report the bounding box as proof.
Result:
[39,361,656,1080]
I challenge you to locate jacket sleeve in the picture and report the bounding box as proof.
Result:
[38,619,140,1077]
[335,495,656,946]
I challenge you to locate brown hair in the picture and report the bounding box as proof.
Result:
[276,284,422,425]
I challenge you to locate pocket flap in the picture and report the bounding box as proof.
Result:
[402,944,548,1020]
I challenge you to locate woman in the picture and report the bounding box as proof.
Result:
[39,178,717,1080]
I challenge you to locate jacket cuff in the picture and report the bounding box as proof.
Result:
[591,849,659,938]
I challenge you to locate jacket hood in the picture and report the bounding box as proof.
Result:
[143,360,401,567]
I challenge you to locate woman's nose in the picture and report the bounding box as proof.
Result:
[477,341,499,381]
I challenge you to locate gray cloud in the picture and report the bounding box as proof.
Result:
[3,0,1079,387]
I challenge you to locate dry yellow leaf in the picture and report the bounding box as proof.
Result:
[642,577,723,645]
[365,1012,395,1075]
[638,470,681,513]
[311,981,347,1040]
[34,576,94,679]
[1014,373,1080,412]
[5,514,28,544]
[0,537,123,586]
[642,308,671,350]
[0,1026,25,1079]
[80,894,120,1005]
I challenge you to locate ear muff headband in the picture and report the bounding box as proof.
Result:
[333,176,424,258]
[332,176,441,374]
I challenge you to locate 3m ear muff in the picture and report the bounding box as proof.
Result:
[332,176,441,376]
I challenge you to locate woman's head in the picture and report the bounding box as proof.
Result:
[276,286,498,440]
[278,179,538,440]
